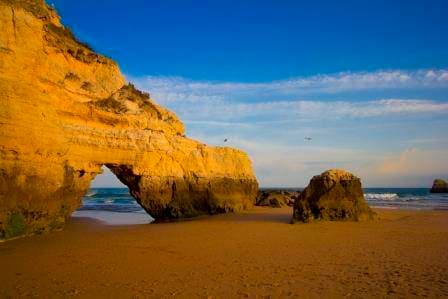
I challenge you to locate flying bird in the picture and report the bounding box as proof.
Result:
[224,139,228,142]
[304,137,312,141]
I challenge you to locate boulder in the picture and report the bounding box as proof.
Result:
[293,169,375,222]
[0,0,258,239]
[256,190,299,207]
[430,179,448,193]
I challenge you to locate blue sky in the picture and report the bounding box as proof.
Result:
[50,0,448,187]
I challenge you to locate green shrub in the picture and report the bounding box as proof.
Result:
[4,212,26,239]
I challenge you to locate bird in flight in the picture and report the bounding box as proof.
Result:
[224,139,228,142]
[304,137,312,141]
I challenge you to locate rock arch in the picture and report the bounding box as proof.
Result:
[0,0,258,239]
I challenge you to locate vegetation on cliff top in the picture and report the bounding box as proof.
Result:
[2,0,52,20]
[2,0,114,64]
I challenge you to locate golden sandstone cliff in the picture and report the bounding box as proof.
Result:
[0,0,258,239]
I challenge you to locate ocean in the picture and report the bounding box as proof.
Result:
[71,188,153,225]
[72,187,448,225]
[363,188,448,210]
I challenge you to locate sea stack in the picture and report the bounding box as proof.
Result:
[430,179,448,193]
[292,169,375,222]
[0,0,258,239]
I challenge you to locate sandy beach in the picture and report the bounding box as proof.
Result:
[1,207,447,298]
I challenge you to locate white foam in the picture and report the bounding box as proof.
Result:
[85,191,97,197]
[364,193,399,200]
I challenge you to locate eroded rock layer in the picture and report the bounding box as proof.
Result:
[0,0,258,239]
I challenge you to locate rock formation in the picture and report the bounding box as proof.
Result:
[430,179,448,193]
[256,190,299,207]
[292,169,375,222]
[0,0,258,239]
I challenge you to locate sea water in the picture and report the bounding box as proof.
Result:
[71,188,153,225]
[262,187,448,210]
[363,188,448,210]
[72,187,448,225]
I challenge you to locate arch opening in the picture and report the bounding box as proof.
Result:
[71,166,154,225]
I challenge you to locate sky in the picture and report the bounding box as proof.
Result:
[50,0,448,187]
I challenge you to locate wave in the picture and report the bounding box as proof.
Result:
[85,191,97,197]
[364,193,399,200]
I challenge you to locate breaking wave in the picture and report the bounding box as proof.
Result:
[364,193,399,200]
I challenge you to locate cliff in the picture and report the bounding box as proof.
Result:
[0,0,258,239]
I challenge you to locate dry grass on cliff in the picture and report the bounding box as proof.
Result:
[3,0,52,19]
[93,97,129,113]
[91,83,164,116]
[5,0,94,52]
[45,23,94,52]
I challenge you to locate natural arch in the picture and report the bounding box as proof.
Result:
[73,166,152,225]
[0,0,258,239]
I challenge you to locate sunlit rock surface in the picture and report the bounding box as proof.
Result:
[0,0,258,239]
[293,169,375,222]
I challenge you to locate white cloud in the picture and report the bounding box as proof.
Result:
[293,99,448,119]
[122,69,448,187]
[127,69,448,124]
[129,69,448,105]
[160,98,448,123]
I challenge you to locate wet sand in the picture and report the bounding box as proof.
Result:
[1,207,448,298]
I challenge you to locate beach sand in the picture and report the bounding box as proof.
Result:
[1,207,447,298]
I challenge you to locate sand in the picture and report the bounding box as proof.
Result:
[1,207,447,298]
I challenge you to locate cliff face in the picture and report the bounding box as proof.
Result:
[0,0,258,239]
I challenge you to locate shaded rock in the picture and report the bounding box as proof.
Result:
[0,0,258,239]
[292,169,375,222]
[430,179,448,193]
[256,190,299,207]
